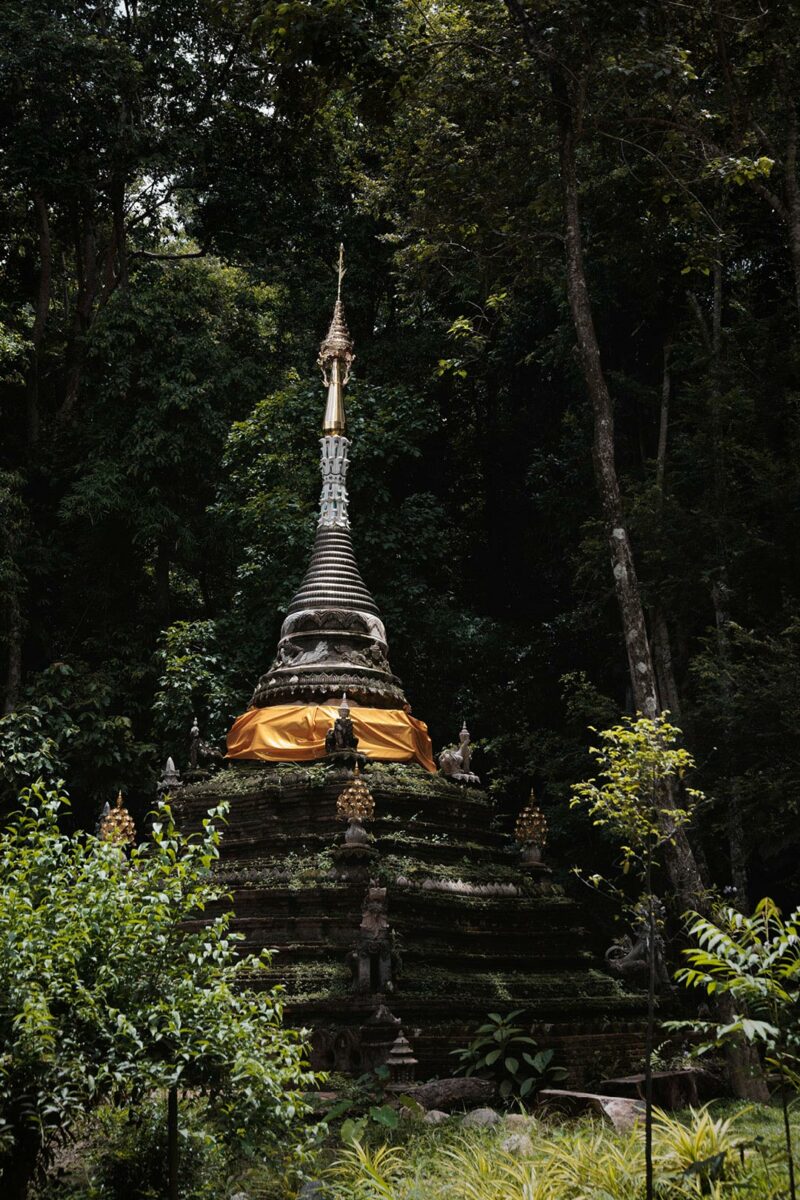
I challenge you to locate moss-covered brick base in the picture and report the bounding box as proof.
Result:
[176,760,648,1085]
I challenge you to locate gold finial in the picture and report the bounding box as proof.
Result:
[515,790,548,848]
[98,790,136,846]
[319,244,354,436]
[336,770,375,823]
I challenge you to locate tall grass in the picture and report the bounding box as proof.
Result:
[321,1102,796,1200]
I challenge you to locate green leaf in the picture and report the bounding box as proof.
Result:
[370,1104,400,1129]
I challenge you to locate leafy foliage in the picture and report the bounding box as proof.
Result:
[2,0,800,911]
[674,899,800,1071]
[570,715,701,876]
[0,785,317,1193]
[323,1102,776,1200]
[451,1010,566,1102]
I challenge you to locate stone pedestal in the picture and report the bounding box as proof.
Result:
[332,842,378,883]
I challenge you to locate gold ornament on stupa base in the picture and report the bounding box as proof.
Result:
[98,791,136,846]
[515,791,547,865]
[336,766,375,844]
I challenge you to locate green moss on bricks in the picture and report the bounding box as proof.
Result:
[254,958,352,1003]
[378,852,525,885]
[179,761,332,800]
[397,965,637,1003]
[179,760,495,804]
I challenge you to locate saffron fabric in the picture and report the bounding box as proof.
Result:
[226,703,437,773]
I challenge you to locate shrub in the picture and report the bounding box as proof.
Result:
[0,785,317,1199]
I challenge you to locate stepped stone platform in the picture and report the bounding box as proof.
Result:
[175,759,647,1085]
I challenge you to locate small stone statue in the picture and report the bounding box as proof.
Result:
[189,715,200,772]
[325,693,359,754]
[438,721,480,785]
[605,895,671,990]
[187,715,223,779]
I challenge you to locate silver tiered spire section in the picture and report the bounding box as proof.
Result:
[251,248,405,710]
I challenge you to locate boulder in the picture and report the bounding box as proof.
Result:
[599,1097,646,1132]
[538,1089,645,1131]
[500,1133,534,1156]
[411,1077,496,1112]
[503,1114,529,1129]
[423,1109,450,1125]
[462,1107,500,1129]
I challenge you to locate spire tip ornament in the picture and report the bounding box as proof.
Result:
[319,244,354,436]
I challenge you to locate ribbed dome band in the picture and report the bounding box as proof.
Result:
[288,527,379,615]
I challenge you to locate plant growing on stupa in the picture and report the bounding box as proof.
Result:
[0,785,317,1200]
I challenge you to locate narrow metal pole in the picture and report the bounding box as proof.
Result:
[168,1084,178,1200]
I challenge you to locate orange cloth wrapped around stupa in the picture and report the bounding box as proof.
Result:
[227,704,436,773]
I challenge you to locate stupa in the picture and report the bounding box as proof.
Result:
[175,251,646,1083]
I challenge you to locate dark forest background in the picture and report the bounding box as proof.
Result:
[2,0,800,905]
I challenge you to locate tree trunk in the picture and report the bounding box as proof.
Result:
[777,63,800,323]
[501,5,767,1103]
[550,67,710,898]
[711,579,750,907]
[26,191,52,448]
[650,341,684,722]
[155,537,172,624]
[552,68,660,722]
[651,607,681,720]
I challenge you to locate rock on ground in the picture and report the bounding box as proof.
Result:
[422,1109,450,1125]
[500,1133,534,1156]
[538,1089,645,1132]
[411,1077,496,1111]
[598,1097,646,1132]
[462,1107,500,1128]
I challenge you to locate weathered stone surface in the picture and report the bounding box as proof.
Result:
[175,757,649,1083]
[462,1107,500,1128]
[599,1097,646,1132]
[503,1114,530,1129]
[422,1109,450,1125]
[412,1077,496,1112]
[501,1133,534,1156]
[538,1089,645,1131]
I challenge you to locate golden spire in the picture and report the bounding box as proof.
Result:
[98,790,136,846]
[318,243,355,435]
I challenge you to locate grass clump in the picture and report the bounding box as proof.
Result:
[319,1101,799,1200]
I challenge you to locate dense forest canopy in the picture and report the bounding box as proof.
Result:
[2,0,800,904]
